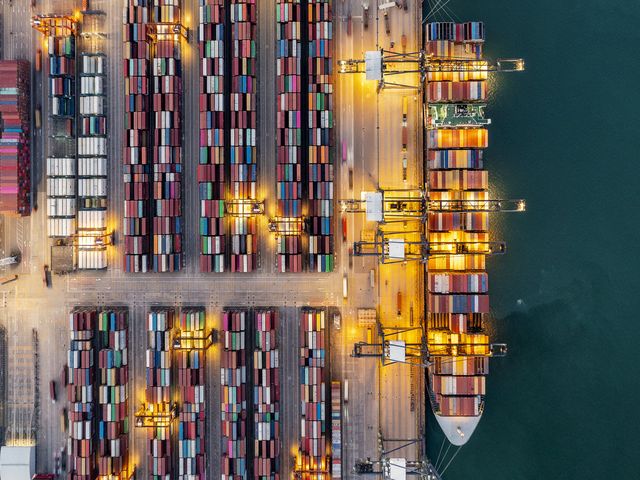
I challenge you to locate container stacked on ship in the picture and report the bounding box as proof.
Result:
[77,53,108,269]
[229,0,258,272]
[150,0,184,272]
[298,308,327,479]
[96,309,129,477]
[176,308,207,478]
[221,309,248,479]
[123,0,151,272]
[67,308,97,479]
[307,0,334,272]
[425,21,492,444]
[0,60,30,216]
[253,309,280,480]
[198,0,226,272]
[146,308,174,478]
[276,0,303,272]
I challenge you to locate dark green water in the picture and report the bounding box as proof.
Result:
[424,1,640,478]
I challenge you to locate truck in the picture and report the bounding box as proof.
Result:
[35,106,41,129]
[396,291,402,316]
[347,12,352,36]
[342,217,347,241]
[369,269,375,288]
[35,49,42,71]
[401,125,408,152]
[344,380,349,403]
[384,10,391,35]
[363,3,369,29]
[401,34,408,53]
[348,168,353,189]
[49,380,56,403]
[402,96,408,126]
[60,408,67,432]
[342,140,347,164]
[43,265,51,288]
[343,274,348,299]
[402,156,407,182]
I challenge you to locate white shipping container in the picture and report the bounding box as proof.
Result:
[77,209,107,230]
[79,95,105,115]
[78,249,107,270]
[79,137,107,156]
[47,157,76,177]
[49,217,76,237]
[78,157,107,177]
[47,197,76,217]
[47,177,75,197]
[78,178,107,197]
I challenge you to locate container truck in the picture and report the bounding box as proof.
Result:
[344,380,349,404]
[35,49,42,71]
[35,106,41,129]
[49,380,56,403]
[397,291,402,316]
[343,274,348,299]
[363,3,369,29]
[342,217,347,241]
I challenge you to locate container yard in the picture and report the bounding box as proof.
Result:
[253,309,279,480]
[176,308,207,479]
[0,1,527,479]
[198,0,227,272]
[0,60,30,216]
[221,309,248,480]
[298,308,328,479]
[146,308,174,478]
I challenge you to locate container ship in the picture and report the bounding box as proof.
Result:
[425,21,494,446]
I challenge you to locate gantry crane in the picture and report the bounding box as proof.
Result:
[31,14,78,37]
[338,48,524,90]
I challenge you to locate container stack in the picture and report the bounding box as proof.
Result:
[298,308,327,478]
[229,0,258,272]
[253,309,280,480]
[48,32,76,119]
[176,308,207,479]
[425,21,492,419]
[46,156,76,237]
[96,309,129,477]
[123,0,151,272]
[221,309,248,480]
[275,0,303,272]
[146,308,174,478]
[198,0,227,272]
[330,381,341,480]
[150,0,184,272]
[67,308,97,480]
[0,60,30,216]
[77,53,108,269]
[307,0,334,273]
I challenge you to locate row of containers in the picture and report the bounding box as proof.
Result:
[146,308,174,478]
[221,308,280,480]
[198,0,259,273]
[307,0,335,273]
[229,0,258,273]
[298,308,329,479]
[77,53,108,269]
[146,307,208,479]
[0,60,31,216]
[275,0,335,273]
[198,0,227,272]
[425,22,493,418]
[67,307,130,479]
[47,30,77,239]
[275,0,304,272]
[123,0,184,273]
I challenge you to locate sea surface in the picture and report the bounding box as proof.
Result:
[424,1,640,478]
